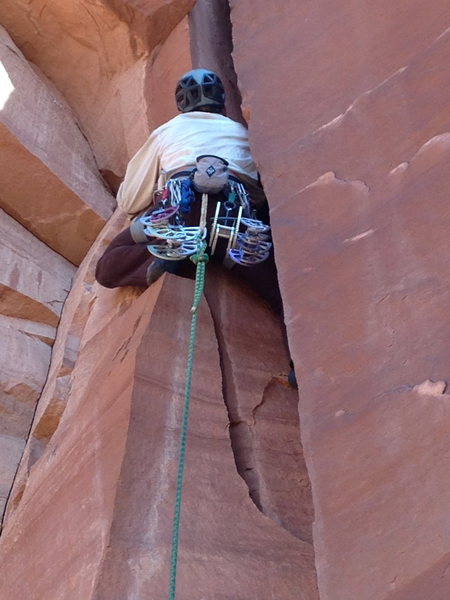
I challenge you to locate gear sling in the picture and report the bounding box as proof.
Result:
[141,155,273,269]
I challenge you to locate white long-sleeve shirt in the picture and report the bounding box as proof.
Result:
[116,111,259,216]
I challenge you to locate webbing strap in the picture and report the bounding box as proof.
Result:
[167,240,208,600]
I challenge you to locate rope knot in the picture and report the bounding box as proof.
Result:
[190,252,209,265]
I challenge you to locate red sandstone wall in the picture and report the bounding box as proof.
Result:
[0,0,191,534]
[0,214,318,599]
[230,1,450,599]
[2,0,450,598]
[1,1,317,597]
[0,0,194,178]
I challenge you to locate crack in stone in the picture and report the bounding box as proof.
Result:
[204,284,314,544]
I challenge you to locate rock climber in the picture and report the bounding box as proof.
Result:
[95,68,296,386]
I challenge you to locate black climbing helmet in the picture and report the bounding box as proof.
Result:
[175,69,225,113]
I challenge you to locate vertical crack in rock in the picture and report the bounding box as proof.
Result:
[1,318,79,530]
[189,0,244,124]
[190,0,314,544]
[0,371,50,530]
[204,291,261,510]
[204,278,314,544]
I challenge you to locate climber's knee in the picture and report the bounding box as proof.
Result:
[95,260,119,288]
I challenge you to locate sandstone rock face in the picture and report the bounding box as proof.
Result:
[144,18,192,134]
[0,209,75,326]
[3,0,449,597]
[0,208,75,520]
[0,27,115,265]
[0,0,192,532]
[205,266,314,543]
[0,216,318,598]
[230,1,450,598]
[0,315,54,518]
[3,210,130,521]
[0,1,194,177]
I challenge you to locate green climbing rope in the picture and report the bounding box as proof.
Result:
[167,240,209,600]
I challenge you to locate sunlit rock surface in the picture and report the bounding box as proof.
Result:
[0,208,75,520]
[0,27,115,265]
[0,0,194,176]
[231,1,450,598]
[0,315,54,518]
[1,0,449,597]
[0,209,75,325]
[0,213,318,597]
[2,210,129,524]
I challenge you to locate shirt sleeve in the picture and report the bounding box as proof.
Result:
[116,131,162,217]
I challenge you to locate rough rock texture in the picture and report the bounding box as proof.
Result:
[0,27,115,265]
[144,18,192,134]
[0,208,74,520]
[3,210,129,521]
[0,0,192,528]
[205,266,314,543]
[0,315,54,518]
[230,1,450,599]
[0,1,194,177]
[3,0,449,597]
[0,209,75,326]
[0,212,318,598]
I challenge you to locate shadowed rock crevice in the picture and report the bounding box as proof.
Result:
[204,268,315,544]
[189,0,244,123]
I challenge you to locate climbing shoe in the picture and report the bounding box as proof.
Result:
[146,258,179,285]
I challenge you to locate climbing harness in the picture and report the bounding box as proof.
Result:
[141,167,272,267]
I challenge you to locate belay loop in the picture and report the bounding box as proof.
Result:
[167,237,208,600]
